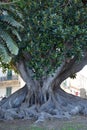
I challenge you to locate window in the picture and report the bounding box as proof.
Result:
[6,87,12,97]
[7,70,12,80]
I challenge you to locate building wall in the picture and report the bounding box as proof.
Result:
[0,68,25,100]
[18,76,25,88]
[61,67,87,98]
[0,79,20,99]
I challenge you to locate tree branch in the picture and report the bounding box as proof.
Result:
[51,53,87,90]
[15,59,36,89]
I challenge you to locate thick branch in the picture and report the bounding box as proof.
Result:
[15,59,36,89]
[51,54,87,90]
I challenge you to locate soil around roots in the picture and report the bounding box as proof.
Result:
[0,85,87,122]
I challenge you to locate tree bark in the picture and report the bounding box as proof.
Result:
[0,57,87,121]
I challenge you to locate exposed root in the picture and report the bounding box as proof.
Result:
[0,85,28,109]
[0,86,87,121]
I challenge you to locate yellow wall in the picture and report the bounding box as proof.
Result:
[0,79,21,100]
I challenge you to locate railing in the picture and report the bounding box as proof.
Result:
[0,75,18,81]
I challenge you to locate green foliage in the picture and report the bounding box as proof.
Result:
[16,0,87,78]
[70,73,77,79]
[0,4,22,63]
[0,0,87,78]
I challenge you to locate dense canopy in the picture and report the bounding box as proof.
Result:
[0,0,87,78]
[17,0,87,78]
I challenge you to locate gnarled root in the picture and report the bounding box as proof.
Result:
[0,86,87,121]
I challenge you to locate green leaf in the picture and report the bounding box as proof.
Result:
[0,29,19,55]
[0,43,11,63]
[12,29,22,41]
[0,15,23,28]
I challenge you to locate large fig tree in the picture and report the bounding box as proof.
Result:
[0,0,87,121]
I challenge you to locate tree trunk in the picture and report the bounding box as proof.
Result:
[0,76,87,122]
[0,59,87,121]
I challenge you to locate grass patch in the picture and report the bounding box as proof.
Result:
[0,117,87,130]
[61,123,87,130]
[14,126,48,130]
[30,126,47,130]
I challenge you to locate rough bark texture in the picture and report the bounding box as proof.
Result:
[0,84,87,122]
[0,79,87,122]
[0,57,87,122]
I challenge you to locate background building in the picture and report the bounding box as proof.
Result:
[61,65,87,98]
[0,68,25,100]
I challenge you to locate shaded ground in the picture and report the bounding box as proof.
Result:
[0,116,87,130]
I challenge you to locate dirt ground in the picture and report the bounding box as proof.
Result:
[0,116,87,130]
